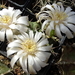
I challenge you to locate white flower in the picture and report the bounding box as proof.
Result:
[0,7,29,42]
[7,30,52,74]
[36,2,75,39]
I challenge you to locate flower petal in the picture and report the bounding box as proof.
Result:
[38,13,49,21]
[16,16,29,25]
[37,38,48,47]
[34,57,48,67]
[0,31,5,41]
[35,52,50,61]
[23,32,29,38]
[13,10,22,22]
[29,30,34,39]
[14,24,28,32]
[19,57,28,73]
[37,46,51,51]
[65,7,72,14]
[28,64,37,74]
[0,7,14,17]
[67,15,75,24]
[52,3,58,10]
[49,21,54,29]
[28,55,37,74]
[46,24,52,36]
[9,24,17,29]
[41,4,54,11]
[6,29,13,42]
[28,55,34,65]
[17,35,25,41]
[7,47,21,57]
[35,52,46,61]
[60,24,73,38]
[34,32,43,42]
[8,41,21,48]
[55,25,62,38]
[67,12,75,16]
[10,55,20,68]
[60,4,64,12]
[33,57,41,71]
[66,24,75,33]
[42,20,50,31]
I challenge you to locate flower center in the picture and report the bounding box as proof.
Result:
[21,39,37,54]
[52,12,67,21]
[0,15,11,24]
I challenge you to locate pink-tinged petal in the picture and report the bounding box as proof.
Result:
[6,29,13,42]
[0,31,5,41]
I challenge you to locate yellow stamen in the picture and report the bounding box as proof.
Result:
[52,12,67,21]
[0,15,11,24]
[21,39,37,54]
